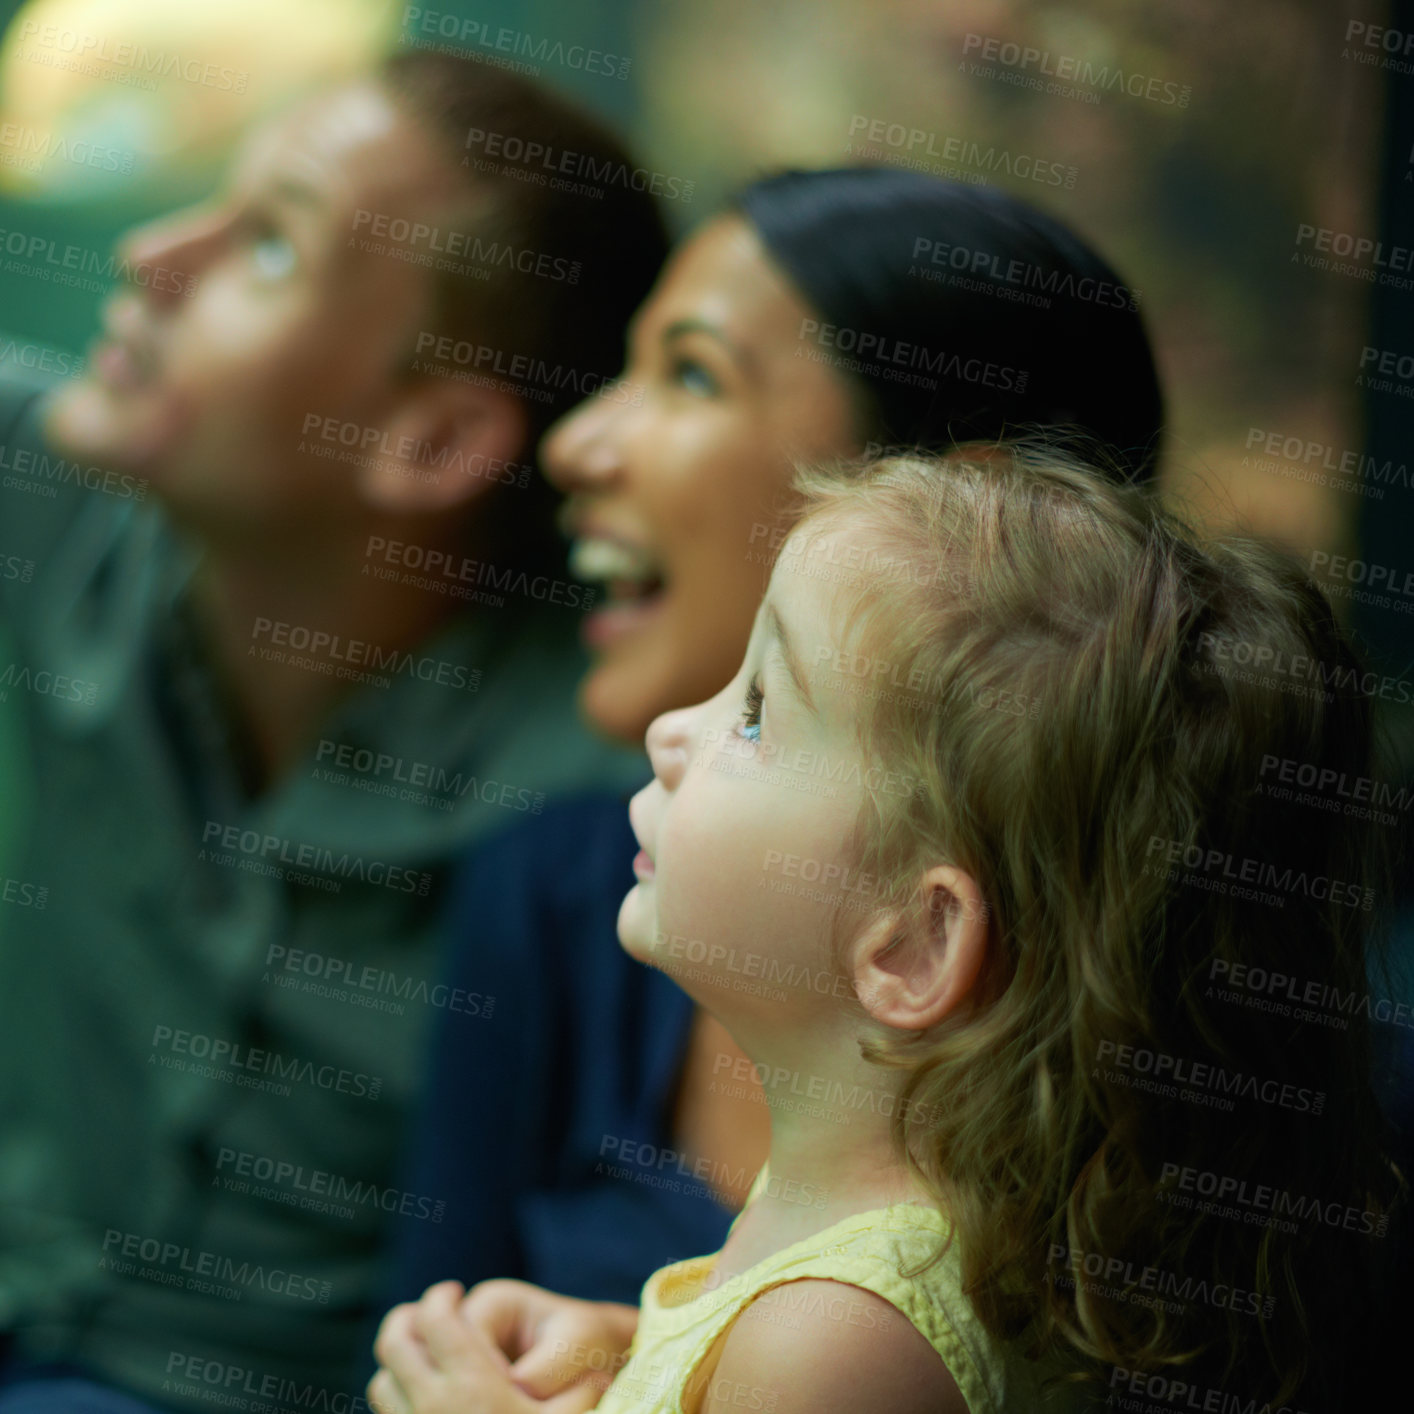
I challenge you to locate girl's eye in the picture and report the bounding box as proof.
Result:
[249,226,296,280]
[735,673,763,742]
[670,355,719,398]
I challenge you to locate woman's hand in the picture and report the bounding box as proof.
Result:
[458,1278,639,1402]
[369,1279,637,1413]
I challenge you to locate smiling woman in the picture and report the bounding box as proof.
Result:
[544,212,860,736]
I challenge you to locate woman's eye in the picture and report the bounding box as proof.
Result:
[735,673,763,742]
[250,228,296,280]
[670,356,719,398]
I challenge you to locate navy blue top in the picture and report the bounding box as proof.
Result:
[382,790,737,1312]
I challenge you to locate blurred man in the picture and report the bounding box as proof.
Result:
[0,50,665,1412]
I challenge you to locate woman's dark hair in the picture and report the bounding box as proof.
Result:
[737,167,1164,483]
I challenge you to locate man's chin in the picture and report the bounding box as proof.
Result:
[41,376,170,476]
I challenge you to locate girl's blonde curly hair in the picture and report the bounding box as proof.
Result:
[780,445,1403,1407]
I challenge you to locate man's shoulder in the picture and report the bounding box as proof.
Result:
[0,370,160,584]
[0,367,55,445]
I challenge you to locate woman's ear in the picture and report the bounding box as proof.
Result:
[852,864,988,1032]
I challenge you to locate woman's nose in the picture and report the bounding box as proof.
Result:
[540,389,625,494]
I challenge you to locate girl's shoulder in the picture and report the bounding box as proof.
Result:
[678,1203,1091,1414]
[690,1276,969,1414]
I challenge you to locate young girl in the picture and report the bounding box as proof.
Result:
[371,448,1400,1413]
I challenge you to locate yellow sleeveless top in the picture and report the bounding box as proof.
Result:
[594,1169,1089,1414]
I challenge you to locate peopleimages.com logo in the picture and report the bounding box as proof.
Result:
[959,33,1191,107]
[101,1229,329,1303]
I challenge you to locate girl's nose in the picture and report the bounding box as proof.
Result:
[644,704,696,789]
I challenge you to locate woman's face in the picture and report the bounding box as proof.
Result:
[541,213,862,745]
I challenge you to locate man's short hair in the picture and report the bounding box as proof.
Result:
[380,51,670,437]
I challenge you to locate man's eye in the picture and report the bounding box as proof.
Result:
[670,356,719,397]
[250,230,296,280]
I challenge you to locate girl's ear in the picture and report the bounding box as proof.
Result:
[851,865,989,1031]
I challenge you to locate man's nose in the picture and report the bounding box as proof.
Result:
[113,207,223,307]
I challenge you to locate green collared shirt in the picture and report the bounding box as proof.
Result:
[0,373,648,1408]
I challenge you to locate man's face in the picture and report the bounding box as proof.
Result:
[45,80,465,545]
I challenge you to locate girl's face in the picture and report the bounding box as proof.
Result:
[540,214,862,745]
[619,526,875,1024]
